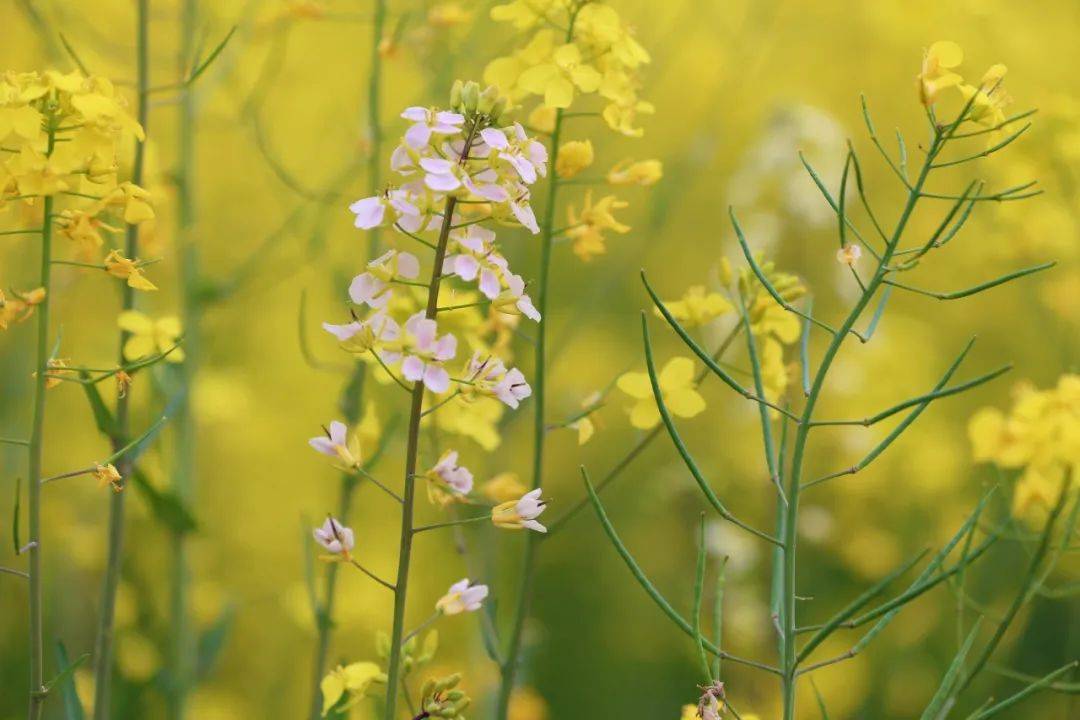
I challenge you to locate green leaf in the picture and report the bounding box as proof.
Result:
[43,649,89,692]
[920,618,983,720]
[196,605,235,680]
[79,373,117,437]
[55,640,86,720]
[129,468,198,534]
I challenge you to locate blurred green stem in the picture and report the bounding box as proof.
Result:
[168,1,198,717]
[94,2,149,717]
[306,5,386,717]
[25,116,56,720]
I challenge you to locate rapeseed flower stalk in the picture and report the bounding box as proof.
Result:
[582,42,1072,720]
[309,81,548,720]
[480,3,660,712]
[0,6,178,716]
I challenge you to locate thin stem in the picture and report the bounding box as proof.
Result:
[348,557,396,592]
[412,515,489,533]
[25,116,56,720]
[779,125,941,720]
[94,4,149,717]
[384,122,475,720]
[496,10,581,713]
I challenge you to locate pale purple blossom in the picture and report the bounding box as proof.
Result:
[430,450,474,495]
[348,250,420,308]
[402,107,465,150]
[435,578,489,615]
[400,313,457,393]
[313,516,355,555]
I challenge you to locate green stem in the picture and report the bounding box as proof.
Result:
[26,118,56,720]
[495,100,568,720]
[385,107,475,713]
[168,1,198,716]
[94,3,149,717]
[779,132,940,720]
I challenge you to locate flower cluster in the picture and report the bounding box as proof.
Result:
[969,374,1080,525]
[0,70,157,298]
[918,41,1013,143]
[485,0,652,136]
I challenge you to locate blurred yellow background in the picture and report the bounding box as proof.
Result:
[0,1,1076,718]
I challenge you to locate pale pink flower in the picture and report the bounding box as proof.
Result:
[400,312,457,393]
[401,107,465,149]
[491,488,547,533]
[429,450,474,495]
[313,516,355,555]
[348,250,420,308]
[436,578,489,615]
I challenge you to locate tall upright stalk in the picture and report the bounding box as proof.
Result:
[384,118,480,720]
[778,127,941,720]
[495,11,580,716]
[26,118,57,720]
[306,4,387,717]
[93,2,149,716]
[169,0,198,717]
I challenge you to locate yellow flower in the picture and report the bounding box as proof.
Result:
[655,286,732,328]
[94,463,123,492]
[0,71,47,144]
[518,43,602,108]
[484,30,558,100]
[555,139,594,178]
[527,105,557,134]
[607,158,662,186]
[320,661,384,716]
[509,687,549,720]
[94,182,155,224]
[958,64,1012,144]
[490,0,566,30]
[919,40,964,106]
[617,356,706,429]
[680,705,697,720]
[566,191,630,261]
[104,250,158,291]
[428,2,471,28]
[434,395,504,450]
[968,374,1080,525]
[482,472,528,504]
[118,310,184,363]
[0,287,46,330]
[57,209,119,259]
[8,146,69,197]
[602,98,655,137]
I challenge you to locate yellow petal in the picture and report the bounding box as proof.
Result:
[616,371,652,400]
[628,399,660,429]
[544,76,575,109]
[122,334,156,361]
[658,357,695,389]
[320,673,345,716]
[117,310,153,335]
[929,41,963,68]
[664,388,706,419]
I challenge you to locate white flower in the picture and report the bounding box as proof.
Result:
[429,450,474,495]
[435,578,489,615]
[492,488,547,533]
[401,107,465,149]
[480,123,548,184]
[322,311,400,354]
[313,516,355,556]
[309,420,360,467]
[463,352,532,409]
[494,367,532,409]
[399,312,457,393]
[442,226,508,299]
[349,195,388,229]
[348,250,421,308]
